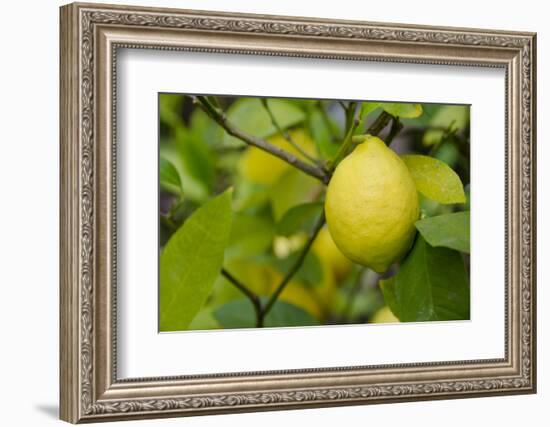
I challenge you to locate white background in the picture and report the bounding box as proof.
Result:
[0,0,546,426]
[118,50,504,377]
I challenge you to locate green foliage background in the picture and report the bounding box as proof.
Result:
[159,95,471,331]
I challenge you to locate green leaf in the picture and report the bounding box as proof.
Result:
[380,102,423,118]
[402,154,466,204]
[378,277,399,319]
[308,109,338,158]
[435,141,460,168]
[276,202,323,237]
[159,93,183,129]
[214,298,318,329]
[269,168,321,220]
[392,236,470,322]
[159,190,233,331]
[346,285,385,319]
[225,213,275,260]
[160,145,207,202]
[401,104,443,126]
[422,105,469,146]
[360,102,381,120]
[232,178,270,212]
[189,107,224,147]
[188,308,220,330]
[176,128,215,192]
[273,250,323,287]
[223,98,306,146]
[430,104,469,132]
[262,300,319,327]
[415,211,470,253]
[161,125,216,202]
[159,157,183,196]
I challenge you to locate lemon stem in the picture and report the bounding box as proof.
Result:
[368,111,393,136]
[193,96,330,184]
[329,103,362,170]
[330,106,397,170]
[385,116,403,145]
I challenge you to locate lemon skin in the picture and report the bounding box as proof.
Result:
[325,136,419,273]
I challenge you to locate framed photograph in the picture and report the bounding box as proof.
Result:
[60,2,537,423]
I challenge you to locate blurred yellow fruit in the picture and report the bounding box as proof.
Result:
[371,306,399,324]
[313,226,353,281]
[269,260,336,320]
[325,136,419,273]
[238,129,316,186]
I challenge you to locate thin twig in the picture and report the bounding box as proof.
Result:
[260,99,320,166]
[221,268,264,327]
[262,212,326,318]
[329,110,361,170]
[344,101,358,132]
[192,96,329,184]
[337,100,348,111]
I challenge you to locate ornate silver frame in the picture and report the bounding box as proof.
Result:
[60,2,537,423]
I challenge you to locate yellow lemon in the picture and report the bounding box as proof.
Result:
[325,136,419,273]
[238,129,316,186]
[371,306,399,324]
[312,226,353,281]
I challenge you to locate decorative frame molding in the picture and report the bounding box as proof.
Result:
[60,2,536,423]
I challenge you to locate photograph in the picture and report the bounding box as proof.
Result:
[57,2,536,422]
[158,94,471,332]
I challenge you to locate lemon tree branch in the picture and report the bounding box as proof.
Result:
[192,96,330,184]
[261,212,326,319]
[221,268,264,327]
